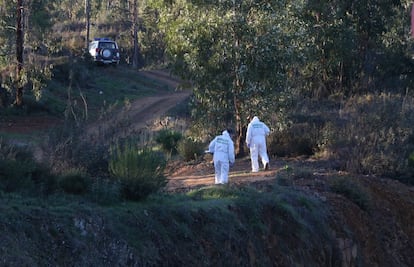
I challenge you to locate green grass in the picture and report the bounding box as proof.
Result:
[0,62,175,142]
[91,66,172,96]
[0,182,341,266]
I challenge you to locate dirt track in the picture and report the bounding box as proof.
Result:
[0,69,310,191]
[166,157,284,192]
[85,91,191,141]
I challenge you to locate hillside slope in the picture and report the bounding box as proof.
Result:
[0,159,413,266]
[0,68,413,266]
[166,156,414,266]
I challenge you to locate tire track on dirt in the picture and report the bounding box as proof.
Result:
[84,69,190,142]
[85,91,191,142]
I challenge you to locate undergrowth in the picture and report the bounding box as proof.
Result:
[109,141,167,201]
[0,183,339,266]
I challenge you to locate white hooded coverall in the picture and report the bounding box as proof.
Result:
[246,116,270,172]
[208,130,235,184]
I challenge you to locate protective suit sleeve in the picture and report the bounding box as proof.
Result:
[228,139,235,164]
[264,123,270,136]
[208,137,216,153]
[246,123,252,147]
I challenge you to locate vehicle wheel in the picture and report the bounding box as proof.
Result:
[101,48,112,59]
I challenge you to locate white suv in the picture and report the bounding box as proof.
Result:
[88,38,120,65]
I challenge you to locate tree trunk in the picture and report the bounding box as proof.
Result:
[234,103,247,158]
[233,75,246,158]
[15,0,24,107]
[232,0,246,158]
[85,0,90,50]
[0,86,8,108]
[132,0,140,69]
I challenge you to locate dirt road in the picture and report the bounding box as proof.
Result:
[166,156,285,192]
[85,91,191,141]
[0,69,279,191]
[82,69,190,142]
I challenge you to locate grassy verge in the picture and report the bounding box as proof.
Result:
[0,184,338,266]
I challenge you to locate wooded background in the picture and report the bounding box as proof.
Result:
[1,0,414,157]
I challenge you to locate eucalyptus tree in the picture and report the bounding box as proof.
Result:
[152,0,305,156]
[0,0,26,106]
[301,0,413,96]
[85,0,91,48]
[131,0,140,68]
[0,0,53,107]
[368,0,414,92]
[0,2,10,106]
[0,0,19,106]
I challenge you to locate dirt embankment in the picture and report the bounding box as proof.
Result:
[167,155,414,266]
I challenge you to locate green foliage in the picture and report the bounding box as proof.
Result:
[58,170,92,195]
[138,1,167,66]
[109,143,167,201]
[155,129,182,155]
[268,128,315,158]
[408,152,414,167]
[0,0,54,106]
[0,184,339,266]
[44,122,110,177]
[0,139,57,195]
[0,159,36,193]
[177,137,204,162]
[151,0,414,143]
[2,0,413,114]
[154,0,296,134]
[267,111,328,158]
[300,0,414,96]
[72,142,109,176]
[324,94,414,179]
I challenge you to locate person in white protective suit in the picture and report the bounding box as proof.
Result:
[207,129,235,184]
[246,116,270,172]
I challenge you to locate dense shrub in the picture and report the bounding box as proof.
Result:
[109,143,167,201]
[155,129,182,155]
[45,123,110,176]
[71,142,109,176]
[325,94,414,179]
[0,140,57,195]
[267,123,317,157]
[177,137,204,161]
[0,159,36,193]
[59,171,92,195]
[28,162,59,195]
